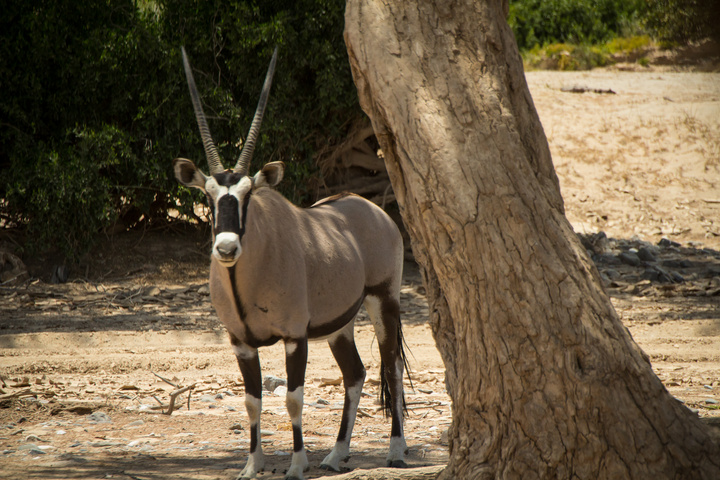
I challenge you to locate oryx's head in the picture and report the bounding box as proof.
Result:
[173,46,282,267]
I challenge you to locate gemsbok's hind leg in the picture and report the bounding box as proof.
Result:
[363,288,408,468]
[320,322,366,472]
[230,337,265,479]
[284,338,310,480]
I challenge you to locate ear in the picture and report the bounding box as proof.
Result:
[253,161,284,188]
[173,158,208,191]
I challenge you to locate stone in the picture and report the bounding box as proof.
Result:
[263,375,286,392]
[87,412,112,423]
[618,252,642,267]
[658,238,680,248]
[637,247,657,262]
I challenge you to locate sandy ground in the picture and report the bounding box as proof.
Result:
[1,67,720,479]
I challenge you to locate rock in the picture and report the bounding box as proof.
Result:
[440,429,449,446]
[50,265,69,284]
[18,443,40,451]
[603,269,621,280]
[144,286,161,297]
[199,394,216,403]
[215,393,224,400]
[637,247,657,262]
[670,271,685,283]
[316,398,330,405]
[658,238,680,248]
[618,252,642,267]
[273,385,288,396]
[263,375,286,392]
[662,259,693,269]
[87,412,112,423]
[704,398,719,405]
[126,420,145,427]
[594,253,622,265]
[197,285,210,295]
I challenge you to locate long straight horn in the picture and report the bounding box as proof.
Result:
[234,47,278,175]
[181,47,224,175]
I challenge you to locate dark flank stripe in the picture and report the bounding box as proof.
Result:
[308,295,364,339]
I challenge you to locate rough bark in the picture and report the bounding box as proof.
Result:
[344,1,720,478]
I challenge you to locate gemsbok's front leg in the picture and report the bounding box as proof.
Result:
[284,338,309,480]
[320,323,366,471]
[232,339,265,479]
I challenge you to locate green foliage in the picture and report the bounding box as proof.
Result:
[508,0,644,50]
[0,0,362,260]
[642,0,720,43]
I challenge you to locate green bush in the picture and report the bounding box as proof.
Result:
[508,0,644,50]
[0,0,362,260]
[642,0,720,43]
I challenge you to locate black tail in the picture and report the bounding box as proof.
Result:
[379,323,413,418]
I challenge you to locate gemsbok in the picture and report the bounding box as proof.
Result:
[173,47,410,480]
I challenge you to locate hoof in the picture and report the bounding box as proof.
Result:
[387,460,408,468]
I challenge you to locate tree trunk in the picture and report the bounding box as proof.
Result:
[344,1,720,478]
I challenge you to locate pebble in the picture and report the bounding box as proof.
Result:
[618,252,642,267]
[658,238,680,248]
[316,398,330,405]
[90,440,122,447]
[126,420,145,427]
[273,385,288,396]
[87,412,112,423]
[144,286,161,297]
[18,444,41,451]
[594,253,622,265]
[637,247,657,262]
[704,398,719,405]
[263,375,287,392]
[199,394,216,403]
